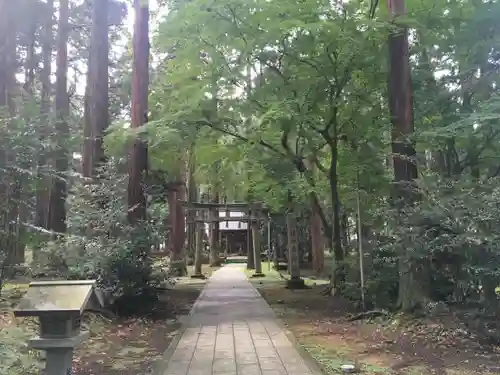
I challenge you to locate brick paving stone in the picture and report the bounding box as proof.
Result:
[161,265,321,375]
[237,364,262,375]
[255,347,278,359]
[213,358,237,373]
[235,351,258,364]
[164,359,190,375]
[214,349,235,359]
[261,370,287,375]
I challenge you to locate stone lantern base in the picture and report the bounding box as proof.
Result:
[30,331,90,375]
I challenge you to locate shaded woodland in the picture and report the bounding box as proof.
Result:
[1,0,500,371]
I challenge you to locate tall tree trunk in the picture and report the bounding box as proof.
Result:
[23,21,36,95]
[167,185,177,253]
[48,0,70,234]
[128,0,149,224]
[341,211,349,251]
[246,216,254,269]
[15,21,38,265]
[208,72,220,266]
[0,1,17,277]
[329,129,344,291]
[83,0,109,177]
[310,198,324,274]
[175,183,186,259]
[192,220,204,278]
[36,0,54,230]
[209,188,220,266]
[245,66,255,270]
[387,0,421,311]
[168,182,187,275]
[306,157,324,274]
[286,201,304,289]
[251,217,263,275]
[214,187,221,250]
[186,145,197,259]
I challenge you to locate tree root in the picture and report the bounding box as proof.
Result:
[85,307,117,320]
[320,285,333,296]
[347,309,389,321]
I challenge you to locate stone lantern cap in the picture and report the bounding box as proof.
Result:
[13,280,104,318]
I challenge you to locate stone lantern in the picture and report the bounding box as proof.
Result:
[13,280,104,375]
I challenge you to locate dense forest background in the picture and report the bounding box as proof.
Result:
[0,0,500,343]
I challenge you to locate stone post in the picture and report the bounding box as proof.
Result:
[31,334,88,375]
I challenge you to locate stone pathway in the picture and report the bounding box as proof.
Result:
[162,264,320,375]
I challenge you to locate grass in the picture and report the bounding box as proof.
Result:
[243,261,281,279]
[186,263,220,278]
[248,271,500,375]
[0,276,205,375]
[153,256,220,279]
[243,261,330,286]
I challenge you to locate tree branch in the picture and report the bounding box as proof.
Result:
[199,118,287,158]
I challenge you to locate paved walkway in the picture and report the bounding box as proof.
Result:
[162,264,320,375]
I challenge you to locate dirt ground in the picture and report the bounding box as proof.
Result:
[0,264,216,375]
[250,274,500,375]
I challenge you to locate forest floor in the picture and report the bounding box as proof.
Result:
[247,263,500,375]
[0,263,218,375]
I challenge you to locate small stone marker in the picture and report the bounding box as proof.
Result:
[14,280,104,375]
[341,364,356,373]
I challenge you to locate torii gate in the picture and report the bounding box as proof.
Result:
[181,200,269,278]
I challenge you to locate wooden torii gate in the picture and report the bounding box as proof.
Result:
[181,200,269,278]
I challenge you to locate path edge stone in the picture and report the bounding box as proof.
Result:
[247,280,326,375]
[278,319,327,375]
[151,284,208,375]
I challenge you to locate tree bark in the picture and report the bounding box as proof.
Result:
[128,0,149,224]
[186,144,196,258]
[167,186,177,252]
[310,198,324,274]
[175,183,186,258]
[286,210,303,287]
[83,0,109,177]
[48,0,70,234]
[387,0,422,311]
[329,131,344,290]
[209,190,220,266]
[251,217,263,275]
[193,221,203,276]
[14,21,37,265]
[246,216,255,269]
[36,0,53,230]
[0,1,18,273]
[341,211,349,250]
[168,182,187,275]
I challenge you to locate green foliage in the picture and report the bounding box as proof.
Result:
[383,177,500,306]
[148,0,500,315]
[33,162,165,316]
[2,0,500,329]
[96,224,159,316]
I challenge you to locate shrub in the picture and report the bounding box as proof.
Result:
[32,162,167,316]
